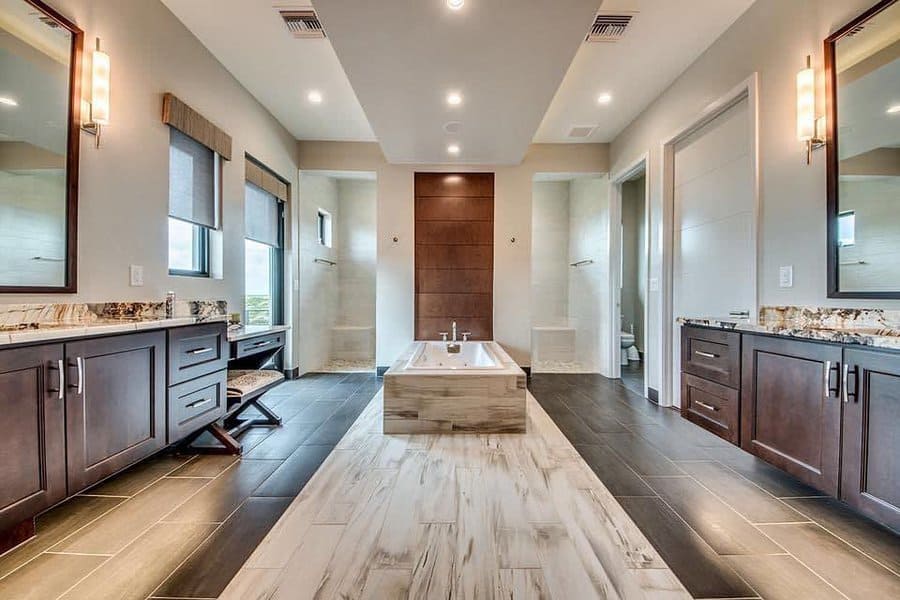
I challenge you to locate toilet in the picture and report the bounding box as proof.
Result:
[620,332,640,365]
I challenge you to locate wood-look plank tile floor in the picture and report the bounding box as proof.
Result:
[222,392,690,600]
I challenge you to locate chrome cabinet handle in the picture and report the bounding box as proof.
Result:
[842,363,857,404]
[186,397,213,409]
[252,340,273,348]
[48,359,64,400]
[187,347,213,355]
[694,350,718,359]
[694,400,719,412]
[67,357,83,393]
[824,361,832,399]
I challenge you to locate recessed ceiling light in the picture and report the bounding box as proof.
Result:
[887,104,900,114]
[0,97,18,107]
[447,0,464,10]
[307,90,323,104]
[447,144,460,155]
[597,92,613,105]
[446,91,462,106]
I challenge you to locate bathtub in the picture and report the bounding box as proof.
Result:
[384,341,527,433]
[405,341,506,371]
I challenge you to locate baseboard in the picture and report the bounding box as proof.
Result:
[376,366,389,377]
[283,367,300,380]
[647,387,660,404]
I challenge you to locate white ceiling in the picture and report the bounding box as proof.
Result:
[163,0,759,163]
[311,0,600,165]
[160,0,375,142]
[534,0,756,143]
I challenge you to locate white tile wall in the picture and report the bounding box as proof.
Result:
[531,181,570,327]
[838,177,900,292]
[298,174,340,373]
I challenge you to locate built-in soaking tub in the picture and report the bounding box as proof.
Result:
[383,341,527,433]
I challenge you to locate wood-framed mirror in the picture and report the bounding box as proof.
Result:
[826,0,900,299]
[0,0,82,293]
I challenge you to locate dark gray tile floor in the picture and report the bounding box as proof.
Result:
[529,372,900,600]
[0,372,381,600]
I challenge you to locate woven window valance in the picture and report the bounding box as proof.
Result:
[245,159,288,202]
[162,93,232,160]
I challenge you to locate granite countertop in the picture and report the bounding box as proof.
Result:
[227,324,291,342]
[679,316,900,350]
[0,315,228,347]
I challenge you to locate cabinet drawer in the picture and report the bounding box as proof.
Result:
[234,332,285,359]
[682,326,741,388]
[168,370,227,443]
[681,373,739,444]
[168,323,228,385]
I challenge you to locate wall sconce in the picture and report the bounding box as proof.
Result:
[82,38,110,148]
[797,55,824,164]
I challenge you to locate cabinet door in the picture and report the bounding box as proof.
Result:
[0,344,66,530]
[841,348,900,530]
[65,331,166,493]
[741,335,842,495]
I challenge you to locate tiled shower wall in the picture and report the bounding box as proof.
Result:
[298,174,376,373]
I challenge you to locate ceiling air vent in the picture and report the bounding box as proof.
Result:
[568,126,596,139]
[279,8,326,39]
[585,12,636,43]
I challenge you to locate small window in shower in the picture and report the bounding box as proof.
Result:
[838,210,855,247]
[317,208,333,247]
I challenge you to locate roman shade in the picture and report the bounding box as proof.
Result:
[245,182,282,247]
[168,128,216,229]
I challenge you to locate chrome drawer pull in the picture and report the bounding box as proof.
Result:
[186,397,213,409]
[694,400,719,412]
[187,347,213,355]
[252,340,273,348]
[694,350,719,359]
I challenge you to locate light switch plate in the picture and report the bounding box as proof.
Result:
[649,277,660,292]
[779,265,793,288]
[129,264,144,287]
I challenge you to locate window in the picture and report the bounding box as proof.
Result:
[838,210,856,247]
[244,179,284,326]
[168,129,218,276]
[317,209,332,247]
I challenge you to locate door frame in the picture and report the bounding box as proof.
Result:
[659,73,761,408]
[608,153,650,397]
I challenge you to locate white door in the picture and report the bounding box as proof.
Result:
[672,96,755,407]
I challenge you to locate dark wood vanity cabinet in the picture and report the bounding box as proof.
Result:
[841,348,900,531]
[0,344,67,532]
[64,331,167,493]
[740,335,843,495]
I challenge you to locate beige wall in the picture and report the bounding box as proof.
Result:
[2,0,301,365]
[298,142,609,367]
[609,0,898,394]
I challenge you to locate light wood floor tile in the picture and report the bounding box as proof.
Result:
[219,392,687,600]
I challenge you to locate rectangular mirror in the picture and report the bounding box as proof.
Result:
[827,0,900,298]
[0,0,81,292]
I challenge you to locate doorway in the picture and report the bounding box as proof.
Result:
[610,158,650,398]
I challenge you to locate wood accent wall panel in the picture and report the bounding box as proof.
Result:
[415,173,494,341]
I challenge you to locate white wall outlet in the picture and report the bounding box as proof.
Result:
[779,265,793,288]
[293,279,300,292]
[129,264,144,287]
[649,277,660,292]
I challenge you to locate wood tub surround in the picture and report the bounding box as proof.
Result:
[383,341,526,433]
[414,172,494,341]
[681,322,900,532]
